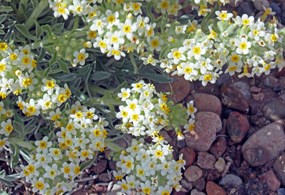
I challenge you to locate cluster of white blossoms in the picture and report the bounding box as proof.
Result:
[113,139,185,195]
[116,80,174,141]
[0,42,71,117]
[181,100,198,139]
[164,12,284,86]
[21,101,108,194]
[0,101,13,151]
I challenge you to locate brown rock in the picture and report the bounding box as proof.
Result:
[242,122,285,166]
[227,111,250,143]
[197,152,216,169]
[193,178,206,191]
[192,93,222,116]
[259,170,281,191]
[185,112,221,152]
[190,189,206,195]
[179,147,196,167]
[210,137,227,158]
[98,172,111,182]
[155,75,191,103]
[184,165,203,182]
[92,159,108,174]
[220,84,249,113]
[206,181,226,195]
[263,100,285,121]
[273,154,285,186]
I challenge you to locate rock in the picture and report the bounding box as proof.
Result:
[242,122,285,166]
[179,147,196,168]
[177,139,186,148]
[271,2,282,16]
[159,130,172,143]
[233,81,251,100]
[193,178,206,191]
[197,152,216,169]
[210,137,227,158]
[206,181,227,195]
[92,159,108,174]
[215,157,226,173]
[262,75,279,88]
[191,189,206,195]
[185,112,221,151]
[250,86,262,93]
[278,188,285,195]
[98,173,111,182]
[253,0,270,11]
[263,100,285,121]
[227,111,250,143]
[192,93,222,116]
[237,1,255,15]
[219,174,243,186]
[229,0,243,7]
[184,165,203,182]
[173,190,188,195]
[220,84,249,113]
[155,75,191,103]
[273,154,285,186]
[181,178,193,191]
[259,170,281,191]
[252,92,265,101]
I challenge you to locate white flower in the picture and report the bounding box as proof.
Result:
[73,49,89,66]
[215,10,233,21]
[235,38,251,55]
[44,164,58,179]
[69,0,87,16]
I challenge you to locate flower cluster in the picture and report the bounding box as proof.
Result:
[114,139,185,195]
[116,80,176,141]
[0,101,13,151]
[182,100,198,139]
[21,101,108,194]
[163,12,284,85]
[190,0,230,16]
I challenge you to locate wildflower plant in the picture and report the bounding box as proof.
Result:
[0,0,285,194]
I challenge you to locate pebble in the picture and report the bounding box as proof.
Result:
[229,0,243,7]
[278,188,285,195]
[252,92,265,101]
[242,122,285,166]
[263,100,285,121]
[173,189,188,195]
[210,137,227,158]
[184,165,203,182]
[197,152,216,169]
[219,174,243,186]
[237,1,255,15]
[220,84,249,113]
[191,189,206,195]
[181,178,193,191]
[262,75,279,88]
[233,81,251,100]
[259,170,281,191]
[179,147,196,168]
[273,154,285,186]
[193,178,206,191]
[226,111,250,143]
[250,86,262,93]
[92,159,108,174]
[192,93,222,116]
[98,172,111,182]
[185,112,221,152]
[271,2,282,16]
[222,162,232,177]
[206,181,227,195]
[253,0,270,11]
[215,157,226,173]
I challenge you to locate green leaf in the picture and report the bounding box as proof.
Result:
[140,73,173,83]
[0,29,5,35]
[15,24,37,41]
[80,153,97,170]
[12,120,24,138]
[53,73,78,82]
[20,149,31,162]
[90,71,111,81]
[9,144,19,168]
[58,59,70,73]
[167,103,188,131]
[51,23,64,35]
[49,51,57,66]
[0,5,13,13]
[9,137,35,150]
[35,21,43,38]
[41,24,53,36]
[0,14,7,24]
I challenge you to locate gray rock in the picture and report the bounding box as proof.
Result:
[242,122,285,166]
[219,174,243,186]
[271,2,282,16]
[191,189,206,195]
[237,1,255,16]
[184,165,203,182]
[197,152,216,169]
[274,154,285,186]
[263,100,285,121]
[253,0,270,11]
[185,112,221,151]
[278,188,285,195]
[192,93,222,116]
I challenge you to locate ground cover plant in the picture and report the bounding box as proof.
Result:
[0,0,284,194]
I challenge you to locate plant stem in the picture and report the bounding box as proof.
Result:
[129,53,138,74]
